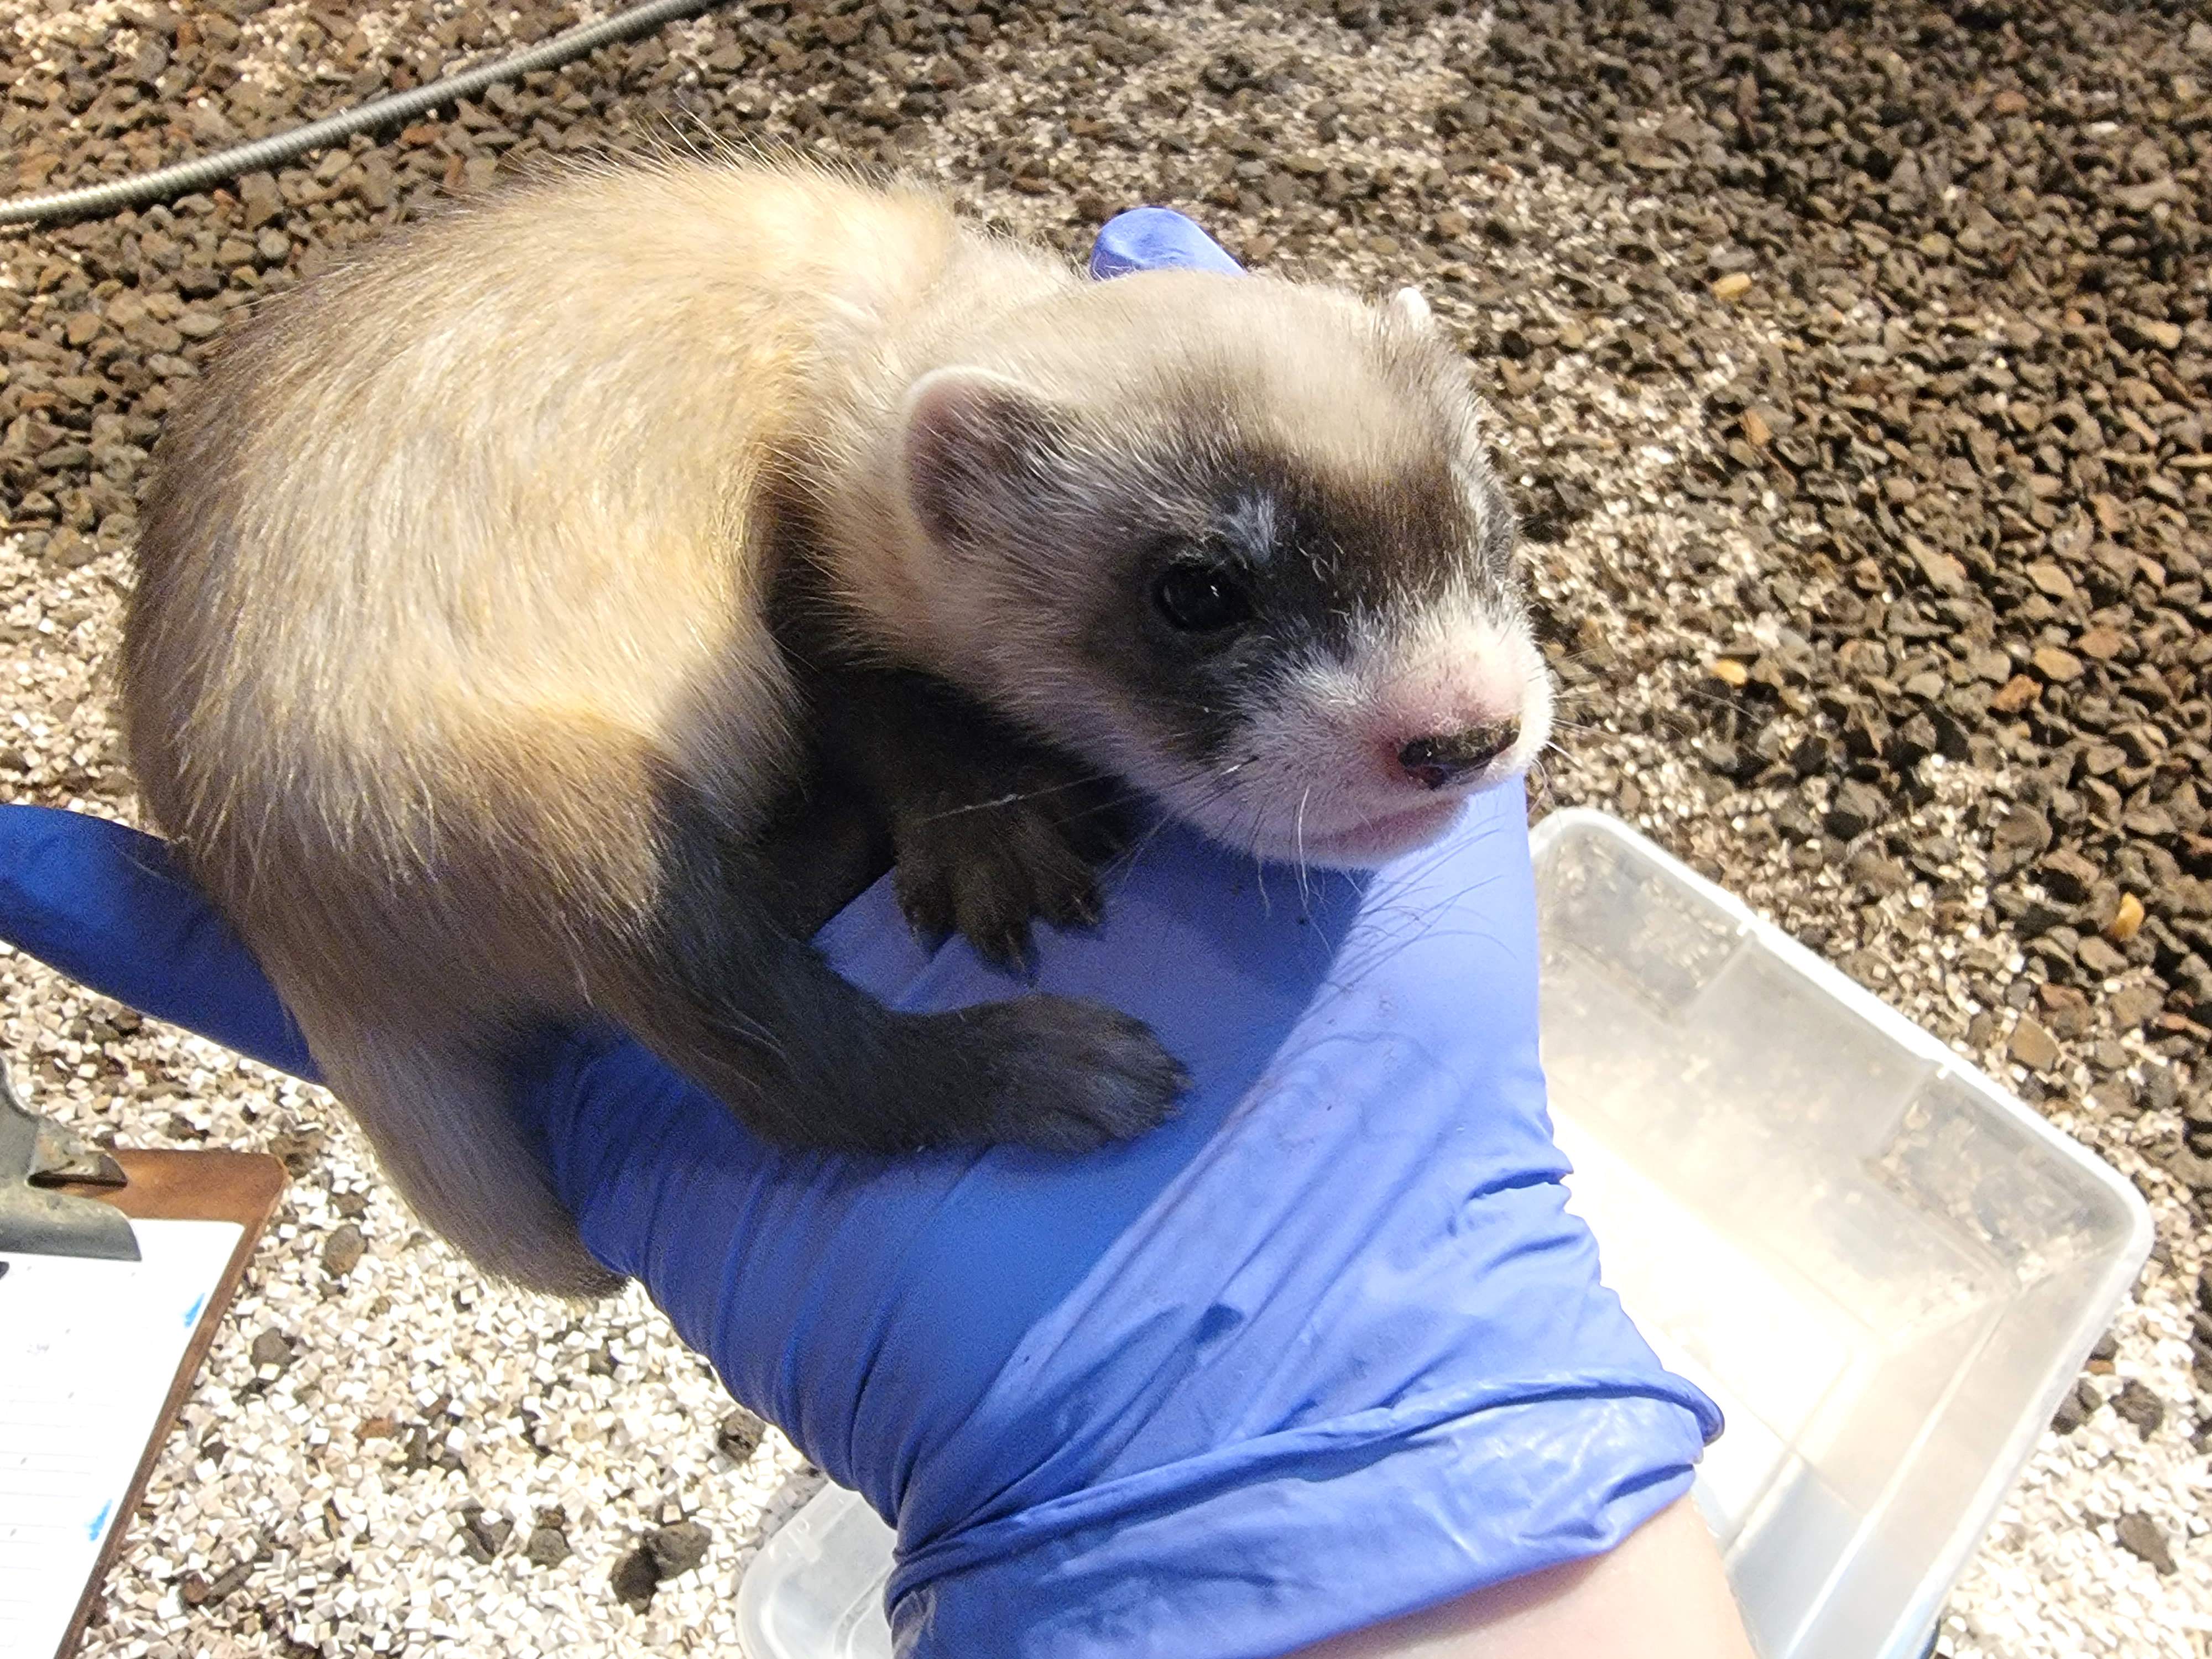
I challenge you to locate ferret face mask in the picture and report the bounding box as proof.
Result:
[898,279,1552,869]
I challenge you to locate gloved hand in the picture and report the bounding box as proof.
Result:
[0,210,1720,1659]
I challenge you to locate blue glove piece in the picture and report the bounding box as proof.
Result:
[0,210,1721,1656]
[0,804,317,1079]
[1087,206,1248,280]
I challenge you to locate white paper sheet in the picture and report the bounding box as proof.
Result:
[1,1218,243,1659]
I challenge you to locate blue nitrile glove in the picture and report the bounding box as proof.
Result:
[0,787,1719,1655]
[1087,205,1248,280]
[0,210,1722,1657]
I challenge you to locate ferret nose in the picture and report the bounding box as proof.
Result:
[1398,721,1520,790]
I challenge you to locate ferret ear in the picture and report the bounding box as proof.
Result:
[902,368,1061,549]
[1385,285,1436,335]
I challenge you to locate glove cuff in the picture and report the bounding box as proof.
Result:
[889,1379,1714,1657]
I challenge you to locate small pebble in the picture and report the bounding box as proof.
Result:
[2115,1511,2177,1576]
[2007,1018,2062,1074]
[2051,1377,2101,1436]
[320,1222,364,1278]
[717,1406,766,1463]
[524,1525,571,1568]
[247,1329,293,1375]
[2111,1380,2167,1441]
[610,1545,661,1611]
[648,1519,713,1579]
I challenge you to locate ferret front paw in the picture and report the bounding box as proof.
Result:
[930,994,1187,1151]
[890,774,1126,969]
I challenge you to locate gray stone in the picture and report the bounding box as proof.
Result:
[524,1526,570,1568]
[610,1545,659,1610]
[646,1519,711,1578]
[460,1506,512,1563]
[2110,1379,2166,1440]
[249,1329,293,1374]
[321,1222,364,1279]
[1846,848,1909,895]
[2007,1017,2061,1073]
[238,170,285,229]
[2115,986,2173,1032]
[716,1407,765,1463]
[2115,1510,2176,1575]
[1824,780,1887,841]
[2050,1376,2100,1435]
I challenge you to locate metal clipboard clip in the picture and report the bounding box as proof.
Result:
[0,1060,138,1261]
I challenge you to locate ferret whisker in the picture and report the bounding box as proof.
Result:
[907,775,1118,825]
[1526,756,1557,811]
[1293,787,1314,911]
[1675,682,1754,718]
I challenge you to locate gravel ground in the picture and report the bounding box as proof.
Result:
[1,1,2209,1655]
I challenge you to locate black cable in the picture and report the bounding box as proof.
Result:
[0,0,730,228]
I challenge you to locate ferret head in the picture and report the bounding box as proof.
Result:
[881,270,1552,870]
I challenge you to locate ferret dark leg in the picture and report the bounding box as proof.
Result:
[751,765,895,940]
[592,781,1182,1154]
[802,659,1128,967]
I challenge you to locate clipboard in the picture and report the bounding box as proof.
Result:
[0,1068,284,1659]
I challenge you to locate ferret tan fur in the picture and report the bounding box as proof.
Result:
[124,160,1546,1295]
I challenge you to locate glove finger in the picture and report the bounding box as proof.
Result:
[0,805,320,1081]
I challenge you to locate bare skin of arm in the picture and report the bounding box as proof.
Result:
[1288,1498,1759,1659]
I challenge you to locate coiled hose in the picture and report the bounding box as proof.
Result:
[0,0,729,227]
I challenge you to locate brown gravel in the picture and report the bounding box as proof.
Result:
[2,1,2210,1655]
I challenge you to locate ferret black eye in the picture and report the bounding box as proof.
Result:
[1151,565,1251,634]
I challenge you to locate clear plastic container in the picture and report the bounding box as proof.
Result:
[733,1483,895,1659]
[735,808,2152,1659]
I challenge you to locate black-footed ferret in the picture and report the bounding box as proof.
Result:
[122,161,1551,1296]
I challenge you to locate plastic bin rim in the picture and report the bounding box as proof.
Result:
[1529,806,2153,1253]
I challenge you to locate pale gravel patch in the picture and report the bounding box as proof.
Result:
[0,1,138,64]
[1944,1269,2212,1658]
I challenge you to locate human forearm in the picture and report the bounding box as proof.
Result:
[1289,1498,1756,1659]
